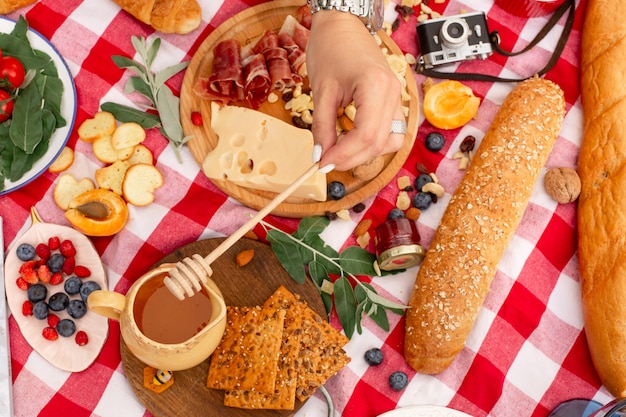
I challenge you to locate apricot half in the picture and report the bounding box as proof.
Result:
[423,80,480,130]
[65,189,129,236]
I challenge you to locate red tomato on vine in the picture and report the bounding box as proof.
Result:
[0,89,14,123]
[0,56,25,89]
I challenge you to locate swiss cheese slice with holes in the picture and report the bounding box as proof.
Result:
[202,102,327,201]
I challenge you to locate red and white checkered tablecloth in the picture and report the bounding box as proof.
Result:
[0,0,610,416]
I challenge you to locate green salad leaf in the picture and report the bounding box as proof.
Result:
[0,16,67,191]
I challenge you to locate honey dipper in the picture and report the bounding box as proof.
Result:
[163,161,331,300]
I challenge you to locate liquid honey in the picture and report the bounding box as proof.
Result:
[133,273,213,344]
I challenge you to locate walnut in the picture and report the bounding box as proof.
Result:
[351,155,385,181]
[544,167,581,204]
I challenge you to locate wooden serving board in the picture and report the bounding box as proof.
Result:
[121,237,327,417]
[180,0,420,218]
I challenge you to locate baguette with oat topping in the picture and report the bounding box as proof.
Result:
[404,76,565,374]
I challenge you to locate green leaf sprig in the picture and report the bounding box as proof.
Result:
[260,217,408,339]
[0,16,67,190]
[102,36,190,162]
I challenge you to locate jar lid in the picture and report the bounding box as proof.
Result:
[377,244,425,271]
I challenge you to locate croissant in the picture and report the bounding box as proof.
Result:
[0,0,38,14]
[112,0,202,34]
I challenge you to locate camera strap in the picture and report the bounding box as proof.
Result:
[416,0,576,83]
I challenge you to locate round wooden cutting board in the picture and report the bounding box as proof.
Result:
[180,0,420,218]
[121,237,328,417]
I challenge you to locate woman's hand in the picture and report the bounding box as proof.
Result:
[306,10,406,172]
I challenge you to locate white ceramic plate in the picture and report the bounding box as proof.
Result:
[4,217,109,372]
[0,16,77,195]
[378,405,474,417]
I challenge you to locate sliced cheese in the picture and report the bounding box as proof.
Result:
[202,102,327,201]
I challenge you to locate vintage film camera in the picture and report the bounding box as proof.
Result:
[416,12,494,71]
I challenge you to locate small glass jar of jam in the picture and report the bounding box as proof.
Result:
[374,218,425,271]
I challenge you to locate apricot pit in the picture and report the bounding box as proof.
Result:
[65,189,129,236]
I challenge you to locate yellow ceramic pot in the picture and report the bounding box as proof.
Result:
[87,263,226,371]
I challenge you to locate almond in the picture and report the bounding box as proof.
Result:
[354,219,372,238]
[236,249,255,267]
[338,114,354,131]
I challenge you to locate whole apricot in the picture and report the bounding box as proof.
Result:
[65,189,129,236]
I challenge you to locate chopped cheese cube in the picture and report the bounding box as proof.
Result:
[202,103,327,201]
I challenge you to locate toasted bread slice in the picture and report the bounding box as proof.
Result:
[122,163,164,206]
[127,144,154,165]
[53,174,96,210]
[78,111,116,143]
[111,122,146,150]
[92,135,134,163]
[96,160,131,195]
[48,146,75,173]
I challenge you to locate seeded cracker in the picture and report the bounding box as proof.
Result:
[206,305,285,393]
[224,286,303,410]
[295,295,350,401]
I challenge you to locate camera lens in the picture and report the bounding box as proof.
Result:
[441,18,469,47]
[447,22,464,39]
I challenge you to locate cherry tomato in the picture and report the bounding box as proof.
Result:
[0,89,14,123]
[0,56,25,89]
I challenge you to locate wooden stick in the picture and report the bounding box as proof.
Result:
[204,162,321,265]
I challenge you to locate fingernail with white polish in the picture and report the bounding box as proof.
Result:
[319,163,335,174]
[312,144,322,163]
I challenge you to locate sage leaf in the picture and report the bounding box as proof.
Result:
[154,62,189,89]
[100,102,161,129]
[338,246,377,275]
[334,276,357,339]
[125,75,155,103]
[367,302,390,331]
[309,261,332,315]
[294,216,330,240]
[267,229,307,284]
[156,86,183,143]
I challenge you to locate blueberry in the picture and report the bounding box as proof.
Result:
[327,181,346,200]
[80,281,101,303]
[412,192,433,210]
[32,301,49,320]
[67,299,87,319]
[27,284,47,303]
[424,132,445,152]
[47,253,65,273]
[389,371,409,391]
[387,208,405,220]
[364,348,384,366]
[48,292,69,311]
[64,277,82,295]
[57,319,76,337]
[414,173,433,192]
[15,243,36,261]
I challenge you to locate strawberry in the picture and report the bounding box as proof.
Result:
[35,243,51,261]
[22,300,33,316]
[47,313,60,328]
[49,272,63,285]
[75,331,89,346]
[16,277,30,290]
[19,260,39,284]
[62,256,75,275]
[74,265,91,278]
[37,264,52,284]
[191,111,203,126]
[42,327,58,341]
[48,236,60,250]
[59,239,76,257]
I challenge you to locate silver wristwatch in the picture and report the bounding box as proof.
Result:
[307,0,384,34]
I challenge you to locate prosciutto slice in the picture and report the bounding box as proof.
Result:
[242,53,271,109]
[251,30,294,91]
[294,4,312,29]
[279,15,310,51]
[194,39,244,104]
[278,32,307,77]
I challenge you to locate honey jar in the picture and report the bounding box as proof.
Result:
[374,218,425,271]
